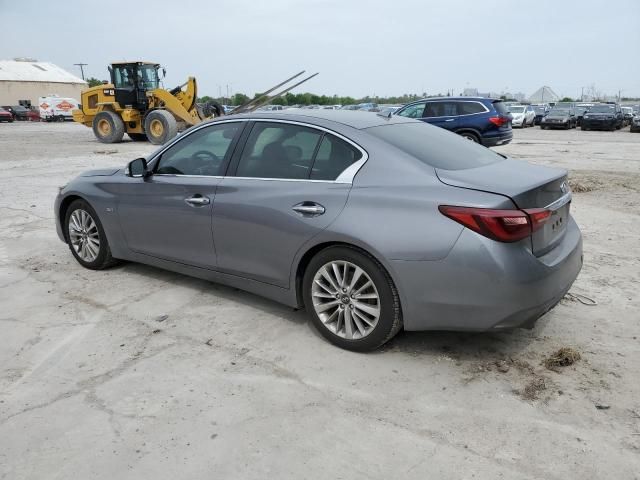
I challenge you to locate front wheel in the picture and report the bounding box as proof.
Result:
[65,199,118,270]
[459,132,479,143]
[302,246,402,351]
[144,110,178,145]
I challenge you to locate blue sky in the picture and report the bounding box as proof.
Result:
[1,0,638,99]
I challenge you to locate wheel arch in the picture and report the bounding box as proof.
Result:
[293,240,403,315]
[58,194,88,243]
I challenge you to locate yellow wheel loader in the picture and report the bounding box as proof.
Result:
[73,62,318,145]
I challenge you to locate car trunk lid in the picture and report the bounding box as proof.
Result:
[436,159,571,256]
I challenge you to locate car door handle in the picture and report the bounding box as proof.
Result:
[445,118,455,122]
[292,202,325,216]
[185,195,210,206]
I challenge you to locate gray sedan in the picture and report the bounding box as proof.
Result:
[55,110,583,351]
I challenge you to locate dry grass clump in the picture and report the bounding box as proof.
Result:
[544,347,581,370]
[568,179,598,193]
[519,377,547,400]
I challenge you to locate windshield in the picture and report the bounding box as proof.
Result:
[588,105,615,113]
[138,65,160,89]
[366,122,502,171]
[533,106,547,113]
[508,106,525,113]
[549,109,569,115]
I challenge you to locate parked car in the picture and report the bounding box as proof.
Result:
[0,107,13,122]
[394,97,513,146]
[581,103,624,131]
[630,114,640,133]
[54,110,582,351]
[621,107,634,126]
[508,105,535,128]
[2,105,30,121]
[573,104,593,126]
[540,108,576,129]
[531,104,550,125]
[356,103,379,112]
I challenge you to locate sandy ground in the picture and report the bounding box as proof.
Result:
[0,121,638,480]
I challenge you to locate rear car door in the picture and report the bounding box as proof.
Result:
[116,121,243,269]
[212,120,364,288]
[422,101,459,131]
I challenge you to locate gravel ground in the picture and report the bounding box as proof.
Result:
[1,121,639,480]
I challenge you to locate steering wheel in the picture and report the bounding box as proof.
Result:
[191,150,220,175]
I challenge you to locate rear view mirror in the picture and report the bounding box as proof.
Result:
[128,157,149,178]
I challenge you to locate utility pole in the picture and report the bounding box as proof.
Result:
[74,63,88,80]
[581,86,584,102]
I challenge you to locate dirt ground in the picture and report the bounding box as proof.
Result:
[0,121,638,479]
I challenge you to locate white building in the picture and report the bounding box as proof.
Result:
[0,58,86,105]
[528,86,559,104]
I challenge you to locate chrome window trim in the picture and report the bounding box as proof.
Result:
[147,117,369,184]
[545,192,572,211]
[420,100,490,119]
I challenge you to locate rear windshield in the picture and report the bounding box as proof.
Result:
[366,122,503,171]
[492,101,509,115]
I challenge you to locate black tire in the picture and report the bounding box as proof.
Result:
[458,131,480,143]
[64,199,119,270]
[541,125,546,130]
[128,132,148,142]
[302,246,402,351]
[92,111,125,143]
[144,110,178,145]
[582,125,588,131]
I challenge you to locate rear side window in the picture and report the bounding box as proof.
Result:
[424,102,458,117]
[365,122,502,171]
[236,122,323,179]
[459,102,487,115]
[311,134,362,180]
[492,101,509,115]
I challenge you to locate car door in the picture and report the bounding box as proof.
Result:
[212,120,364,288]
[116,121,244,269]
[423,101,459,131]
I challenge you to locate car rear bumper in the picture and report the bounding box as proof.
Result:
[391,216,583,331]
[481,130,512,147]
[541,121,570,129]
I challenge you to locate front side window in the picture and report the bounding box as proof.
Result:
[397,103,426,119]
[155,122,241,176]
[236,123,323,179]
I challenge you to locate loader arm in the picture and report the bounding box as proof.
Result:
[149,77,201,126]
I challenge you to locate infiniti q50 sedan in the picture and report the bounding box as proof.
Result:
[55,110,583,351]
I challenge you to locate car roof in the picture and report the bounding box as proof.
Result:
[209,109,418,130]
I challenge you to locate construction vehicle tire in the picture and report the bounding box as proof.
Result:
[144,110,178,145]
[92,111,125,144]
[128,133,148,142]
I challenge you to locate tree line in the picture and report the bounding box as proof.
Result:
[198,92,441,107]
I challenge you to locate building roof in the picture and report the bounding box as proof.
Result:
[0,60,86,84]
[528,86,559,103]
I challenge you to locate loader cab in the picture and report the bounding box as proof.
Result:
[109,61,161,112]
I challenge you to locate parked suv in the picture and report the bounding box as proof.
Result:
[581,103,624,131]
[394,97,512,146]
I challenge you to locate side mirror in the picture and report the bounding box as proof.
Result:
[127,157,149,178]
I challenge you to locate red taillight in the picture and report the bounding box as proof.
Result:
[489,116,509,127]
[438,205,551,243]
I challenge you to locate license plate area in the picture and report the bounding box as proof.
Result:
[532,202,570,256]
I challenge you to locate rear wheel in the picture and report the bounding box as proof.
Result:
[64,199,118,270]
[303,246,402,351]
[92,111,125,143]
[459,131,480,143]
[128,132,148,142]
[144,110,178,145]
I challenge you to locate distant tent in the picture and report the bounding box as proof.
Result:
[528,86,559,103]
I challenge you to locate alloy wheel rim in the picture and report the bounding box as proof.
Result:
[68,209,100,262]
[311,260,380,340]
